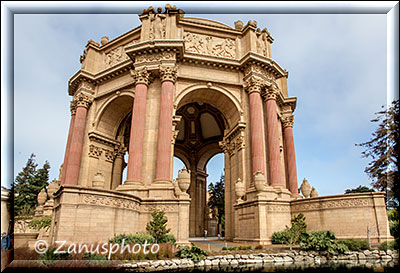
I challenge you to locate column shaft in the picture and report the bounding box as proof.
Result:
[111,155,124,190]
[126,83,148,182]
[283,126,298,194]
[155,80,174,181]
[265,98,283,187]
[64,106,88,185]
[60,113,75,185]
[249,91,266,174]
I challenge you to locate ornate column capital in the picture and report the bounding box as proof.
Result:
[70,100,77,115]
[74,92,93,109]
[130,67,154,86]
[264,83,280,101]
[160,65,178,83]
[115,145,127,159]
[282,115,294,129]
[244,77,264,94]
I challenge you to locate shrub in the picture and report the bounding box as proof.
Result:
[28,215,52,231]
[272,230,290,244]
[221,246,228,250]
[176,243,207,262]
[109,232,155,245]
[40,247,72,265]
[299,231,349,255]
[83,252,107,261]
[227,246,239,250]
[159,234,176,244]
[146,209,173,243]
[337,239,370,251]
[255,244,263,249]
[379,240,396,250]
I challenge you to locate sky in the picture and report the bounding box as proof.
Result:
[4,2,396,197]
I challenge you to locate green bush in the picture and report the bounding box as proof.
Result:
[221,246,228,250]
[109,232,155,245]
[379,240,396,250]
[272,213,307,245]
[83,252,107,261]
[39,247,71,265]
[272,230,290,244]
[337,239,370,251]
[158,234,176,244]
[28,216,52,231]
[176,243,207,262]
[299,231,349,255]
[227,246,239,250]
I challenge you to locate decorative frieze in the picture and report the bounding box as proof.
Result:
[81,194,140,211]
[135,51,176,65]
[160,65,178,83]
[74,92,93,109]
[266,205,291,212]
[104,40,139,68]
[141,204,176,213]
[244,64,275,83]
[130,67,154,86]
[77,80,95,94]
[88,144,103,158]
[183,32,236,59]
[291,198,373,212]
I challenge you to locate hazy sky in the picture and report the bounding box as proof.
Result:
[6,2,392,196]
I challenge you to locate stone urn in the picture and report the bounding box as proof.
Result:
[310,187,319,198]
[92,172,105,189]
[300,178,311,198]
[37,188,47,206]
[235,178,245,203]
[100,36,109,46]
[177,168,191,193]
[47,179,60,200]
[254,171,266,192]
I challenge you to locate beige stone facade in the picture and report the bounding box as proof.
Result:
[48,6,391,245]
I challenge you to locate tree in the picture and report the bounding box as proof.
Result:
[12,153,51,216]
[208,174,225,232]
[356,100,399,208]
[146,209,171,243]
[345,185,375,194]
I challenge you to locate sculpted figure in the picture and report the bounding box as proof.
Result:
[150,8,165,39]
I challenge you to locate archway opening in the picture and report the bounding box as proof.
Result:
[205,153,224,238]
[173,102,226,237]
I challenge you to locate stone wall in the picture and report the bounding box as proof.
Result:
[291,192,392,243]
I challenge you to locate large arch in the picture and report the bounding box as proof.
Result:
[173,86,241,238]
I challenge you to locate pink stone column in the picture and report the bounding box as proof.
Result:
[265,89,283,187]
[155,76,175,182]
[248,86,266,175]
[60,101,76,185]
[126,68,153,184]
[64,94,92,185]
[283,116,299,195]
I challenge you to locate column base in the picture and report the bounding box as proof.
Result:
[152,178,173,187]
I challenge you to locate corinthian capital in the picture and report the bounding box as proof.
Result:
[244,77,264,94]
[130,67,154,86]
[264,82,280,101]
[74,93,93,109]
[70,100,77,115]
[159,65,178,83]
[282,115,294,128]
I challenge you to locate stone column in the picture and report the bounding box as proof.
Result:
[264,85,283,187]
[64,93,92,185]
[60,100,76,185]
[154,66,177,183]
[282,115,299,195]
[246,79,266,176]
[126,68,153,185]
[111,146,126,190]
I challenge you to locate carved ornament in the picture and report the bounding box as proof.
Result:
[160,65,178,83]
[130,67,154,86]
[74,93,93,109]
[82,194,140,211]
[282,115,294,129]
[88,144,103,158]
[183,32,236,59]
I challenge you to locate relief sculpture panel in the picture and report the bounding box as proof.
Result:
[183,32,236,59]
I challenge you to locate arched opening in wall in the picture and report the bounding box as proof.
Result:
[204,153,224,238]
[173,102,226,238]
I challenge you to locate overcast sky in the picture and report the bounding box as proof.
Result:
[5,2,394,196]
